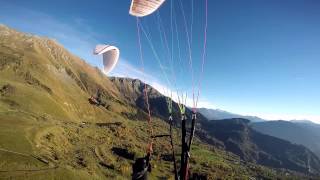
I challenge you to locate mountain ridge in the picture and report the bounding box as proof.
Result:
[252,120,320,159]
[198,107,320,125]
[197,107,265,122]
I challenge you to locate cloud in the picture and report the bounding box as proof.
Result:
[109,59,152,80]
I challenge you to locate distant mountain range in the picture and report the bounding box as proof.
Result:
[252,120,320,159]
[198,108,320,160]
[201,118,320,174]
[198,107,320,125]
[197,108,265,122]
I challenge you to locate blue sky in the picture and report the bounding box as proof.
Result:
[1,0,320,122]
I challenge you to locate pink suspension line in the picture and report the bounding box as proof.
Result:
[136,17,154,153]
[156,12,177,88]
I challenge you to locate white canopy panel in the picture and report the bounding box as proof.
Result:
[129,0,166,17]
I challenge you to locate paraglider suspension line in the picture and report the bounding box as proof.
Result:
[136,17,154,158]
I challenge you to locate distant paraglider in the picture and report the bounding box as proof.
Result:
[129,0,166,17]
[93,44,120,74]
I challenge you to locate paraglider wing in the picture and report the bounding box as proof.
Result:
[129,0,166,17]
[93,44,120,74]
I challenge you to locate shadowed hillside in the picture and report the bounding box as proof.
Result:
[252,120,320,159]
[110,77,320,175]
[201,119,320,174]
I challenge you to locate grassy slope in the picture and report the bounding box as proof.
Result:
[0,24,317,180]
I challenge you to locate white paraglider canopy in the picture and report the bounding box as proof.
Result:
[93,44,120,74]
[129,0,166,17]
